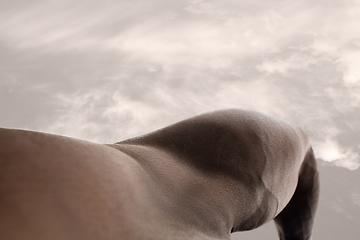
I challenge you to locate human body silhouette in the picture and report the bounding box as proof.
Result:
[0,109,319,240]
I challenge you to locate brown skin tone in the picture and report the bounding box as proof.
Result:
[0,109,319,240]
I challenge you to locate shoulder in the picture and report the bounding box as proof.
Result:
[183,109,307,146]
[0,127,71,155]
[180,109,299,133]
[0,128,109,167]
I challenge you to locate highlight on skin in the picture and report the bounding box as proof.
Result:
[0,109,319,240]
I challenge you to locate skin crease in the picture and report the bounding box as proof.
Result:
[0,109,319,240]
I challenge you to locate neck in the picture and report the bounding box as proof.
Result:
[108,143,237,239]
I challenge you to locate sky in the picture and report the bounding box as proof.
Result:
[0,0,359,239]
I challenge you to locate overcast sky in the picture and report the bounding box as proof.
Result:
[1,0,359,239]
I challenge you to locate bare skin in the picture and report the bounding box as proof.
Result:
[0,109,319,240]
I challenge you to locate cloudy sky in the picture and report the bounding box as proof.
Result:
[1,0,359,239]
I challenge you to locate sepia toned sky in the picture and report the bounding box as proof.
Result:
[1,0,359,239]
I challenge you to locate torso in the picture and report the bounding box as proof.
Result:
[0,109,312,240]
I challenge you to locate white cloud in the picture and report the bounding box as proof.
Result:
[324,86,360,112]
[310,38,338,55]
[45,90,108,142]
[185,0,227,16]
[108,19,251,69]
[315,139,344,162]
[2,0,360,172]
[46,82,360,171]
[337,50,360,87]
[44,76,286,144]
[263,9,284,33]
[0,1,155,51]
[257,54,318,76]
[349,88,360,109]
[309,123,360,170]
[314,138,360,170]
[45,90,167,143]
[0,2,89,49]
[335,157,360,171]
[0,0,323,69]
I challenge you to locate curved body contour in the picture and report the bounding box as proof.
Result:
[0,109,319,240]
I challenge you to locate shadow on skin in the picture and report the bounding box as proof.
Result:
[0,109,319,240]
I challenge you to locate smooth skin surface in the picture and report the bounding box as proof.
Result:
[0,109,319,240]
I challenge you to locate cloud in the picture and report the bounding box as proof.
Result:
[0,2,89,49]
[311,122,360,171]
[0,0,324,69]
[314,139,360,170]
[44,68,360,170]
[2,0,360,171]
[310,38,338,55]
[185,0,227,16]
[351,192,360,208]
[45,90,109,142]
[44,75,286,143]
[256,54,318,76]
[0,1,161,51]
[0,73,19,94]
[337,50,360,87]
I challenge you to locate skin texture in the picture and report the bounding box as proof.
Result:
[0,109,319,240]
